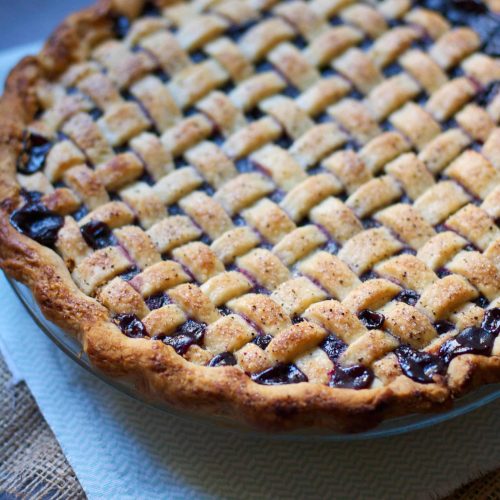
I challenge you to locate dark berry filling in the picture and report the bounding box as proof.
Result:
[473,295,490,308]
[119,267,140,281]
[112,15,131,39]
[330,364,374,389]
[396,289,420,306]
[218,305,232,316]
[160,320,206,355]
[115,314,148,338]
[482,308,500,335]
[72,205,89,222]
[80,220,117,249]
[251,363,307,385]
[440,326,496,364]
[358,309,385,330]
[395,345,446,384]
[252,334,273,350]
[320,334,347,362]
[145,293,171,310]
[359,270,379,282]
[10,201,63,247]
[434,320,455,335]
[17,132,52,174]
[208,352,237,367]
[474,80,499,107]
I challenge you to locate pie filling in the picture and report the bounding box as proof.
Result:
[7,0,500,390]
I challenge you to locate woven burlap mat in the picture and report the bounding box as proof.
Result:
[0,352,497,500]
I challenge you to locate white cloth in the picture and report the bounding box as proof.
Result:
[0,46,499,500]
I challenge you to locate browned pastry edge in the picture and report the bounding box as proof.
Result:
[0,0,498,432]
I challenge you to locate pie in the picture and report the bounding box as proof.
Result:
[0,0,499,432]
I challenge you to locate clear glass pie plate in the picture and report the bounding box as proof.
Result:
[8,277,500,441]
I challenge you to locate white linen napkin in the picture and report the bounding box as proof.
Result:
[0,45,499,500]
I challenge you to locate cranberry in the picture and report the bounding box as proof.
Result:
[395,345,446,384]
[252,364,307,385]
[208,352,237,367]
[396,289,420,306]
[80,220,117,249]
[482,308,500,336]
[330,364,374,389]
[17,131,52,174]
[358,309,385,330]
[320,335,347,362]
[115,314,148,338]
[145,293,170,310]
[440,326,495,363]
[252,334,273,349]
[10,202,63,247]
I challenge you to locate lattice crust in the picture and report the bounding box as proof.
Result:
[3,0,500,402]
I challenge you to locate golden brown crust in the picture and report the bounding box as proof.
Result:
[0,0,498,433]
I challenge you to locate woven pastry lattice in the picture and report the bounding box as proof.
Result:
[11,0,500,388]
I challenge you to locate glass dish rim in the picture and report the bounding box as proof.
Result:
[7,276,500,442]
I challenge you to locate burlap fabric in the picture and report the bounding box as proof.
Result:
[0,352,497,499]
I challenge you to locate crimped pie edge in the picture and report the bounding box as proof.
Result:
[0,0,498,432]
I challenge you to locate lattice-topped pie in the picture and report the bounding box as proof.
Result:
[0,0,499,431]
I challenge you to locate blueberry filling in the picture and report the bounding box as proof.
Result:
[115,314,148,338]
[141,1,161,16]
[20,189,43,204]
[396,289,420,306]
[10,201,63,247]
[88,108,103,121]
[112,15,131,39]
[436,268,452,278]
[473,295,490,308]
[482,308,500,335]
[440,326,496,363]
[474,80,500,107]
[330,364,374,389]
[71,205,89,222]
[80,220,117,249]
[359,270,379,282]
[252,363,307,385]
[395,345,446,383]
[252,334,273,349]
[361,218,381,230]
[17,131,52,174]
[218,305,232,316]
[120,267,140,281]
[145,293,171,310]
[358,309,385,330]
[320,334,347,362]
[434,320,455,335]
[208,352,237,367]
[160,320,206,355]
[292,315,305,324]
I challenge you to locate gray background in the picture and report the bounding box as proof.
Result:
[0,0,92,50]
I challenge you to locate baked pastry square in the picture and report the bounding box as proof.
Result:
[0,0,499,432]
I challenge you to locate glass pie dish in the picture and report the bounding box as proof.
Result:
[8,277,499,441]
